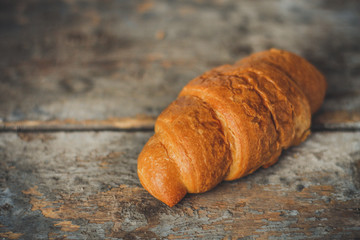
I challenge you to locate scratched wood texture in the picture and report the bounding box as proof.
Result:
[0,132,359,239]
[1,0,360,239]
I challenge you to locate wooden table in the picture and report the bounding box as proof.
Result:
[1,0,359,239]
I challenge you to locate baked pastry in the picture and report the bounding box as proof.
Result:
[137,49,327,207]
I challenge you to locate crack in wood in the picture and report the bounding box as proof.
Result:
[1,111,359,132]
[0,115,156,132]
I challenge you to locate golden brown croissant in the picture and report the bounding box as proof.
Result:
[137,49,327,207]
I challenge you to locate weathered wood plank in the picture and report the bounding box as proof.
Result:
[0,0,359,128]
[0,131,359,239]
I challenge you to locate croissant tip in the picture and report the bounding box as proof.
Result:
[140,171,187,207]
[166,202,176,207]
[137,135,188,207]
[163,192,186,207]
[139,173,187,207]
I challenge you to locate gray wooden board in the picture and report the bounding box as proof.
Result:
[0,131,359,239]
[0,0,359,125]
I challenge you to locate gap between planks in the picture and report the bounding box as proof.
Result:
[0,111,359,132]
[0,115,156,132]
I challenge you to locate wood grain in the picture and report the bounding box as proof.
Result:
[0,132,359,239]
[0,0,359,128]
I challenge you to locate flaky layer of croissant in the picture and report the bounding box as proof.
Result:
[137,49,327,207]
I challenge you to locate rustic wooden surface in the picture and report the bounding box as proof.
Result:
[0,0,359,128]
[0,132,359,239]
[0,0,360,239]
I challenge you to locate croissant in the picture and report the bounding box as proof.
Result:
[137,49,327,207]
